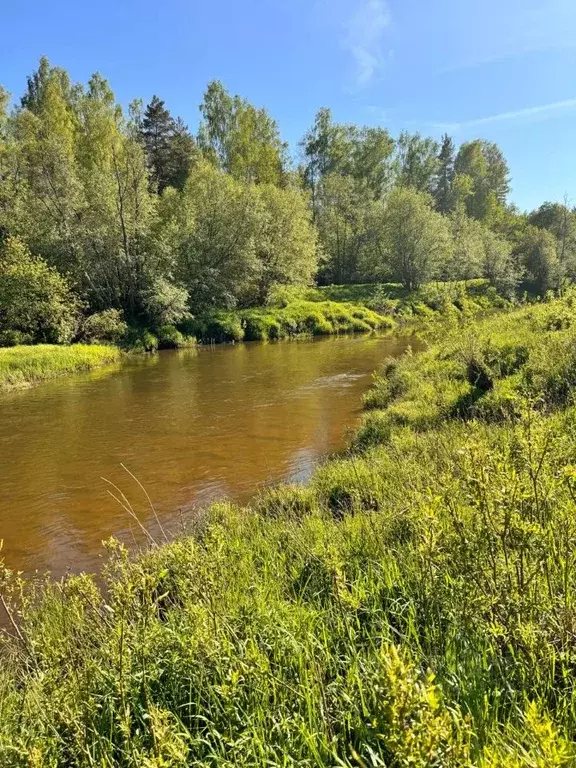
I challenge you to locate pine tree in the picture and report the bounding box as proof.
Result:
[140,95,175,193]
[434,134,455,214]
[167,117,197,190]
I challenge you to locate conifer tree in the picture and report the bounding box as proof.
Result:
[433,134,455,214]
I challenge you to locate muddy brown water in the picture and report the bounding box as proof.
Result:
[0,334,415,577]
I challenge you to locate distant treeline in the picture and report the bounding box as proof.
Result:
[0,58,573,344]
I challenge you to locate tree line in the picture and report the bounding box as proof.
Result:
[0,57,574,344]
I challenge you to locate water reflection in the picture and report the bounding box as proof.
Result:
[0,334,415,576]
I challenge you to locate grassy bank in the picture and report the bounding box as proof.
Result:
[3,291,574,765]
[190,280,508,343]
[0,344,121,390]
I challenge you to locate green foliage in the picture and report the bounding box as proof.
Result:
[160,161,318,313]
[156,324,193,349]
[143,277,190,327]
[0,236,79,343]
[394,130,440,193]
[198,80,288,185]
[516,226,561,294]
[0,329,33,347]
[363,187,452,289]
[81,309,128,344]
[193,299,391,343]
[0,56,569,352]
[454,140,510,221]
[140,95,197,192]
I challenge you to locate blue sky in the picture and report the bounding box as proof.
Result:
[1,0,575,211]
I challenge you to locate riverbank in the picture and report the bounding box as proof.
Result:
[189,279,508,343]
[0,281,506,393]
[3,291,575,764]
[0,344,121,391]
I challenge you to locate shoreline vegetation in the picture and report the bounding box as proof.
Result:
[0,344,121,391]
[4,291,576,763]
[0,280,508,391]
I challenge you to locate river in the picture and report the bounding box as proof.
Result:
[0,334,414,576]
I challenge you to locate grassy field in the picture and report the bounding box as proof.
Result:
[4,290,576,765]
[0,344,122,390]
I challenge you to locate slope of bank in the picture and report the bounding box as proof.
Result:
[4,292,576,764]
[188,279,507,343]
[0,344,121,391]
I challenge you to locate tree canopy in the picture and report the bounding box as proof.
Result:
[0,56,571,343]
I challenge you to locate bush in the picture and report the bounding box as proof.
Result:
[157,324,190,349]
[0,329,33,347]
[81,309,128,344]
[123,328,159,353]
[0,236,79,343]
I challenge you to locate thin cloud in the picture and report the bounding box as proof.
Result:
[343,0,391,89]
[426,99,576,133]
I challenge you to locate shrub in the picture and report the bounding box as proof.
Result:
[81,309,128,344]
[0,236,79,343]
[123,328,159,353]
[195,314,245,343]
[0,329,33,347]
[157,324,188,349]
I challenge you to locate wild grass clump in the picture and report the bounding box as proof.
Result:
[0,344,121,390]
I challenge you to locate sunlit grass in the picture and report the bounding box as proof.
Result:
[0,344,121,390]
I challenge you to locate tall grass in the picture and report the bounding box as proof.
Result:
[0,344,121,390]
[3,293,576,764]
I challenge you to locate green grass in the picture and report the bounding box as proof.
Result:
[4,292,576,765]
[191,299,393,343]
[0,344,122,390]
[191,281,510,344]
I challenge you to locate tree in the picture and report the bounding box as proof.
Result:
[348,126,395,199]
[252,184,319,303]
[447,207,484,281]
[0,236,79,342]
[139,97,197,193]
[515,226,560,294]
[161,161,261,312]
[20,56,76,115]
[454,140,510,221]
[167,117,197,191]
[366,188,452,290]
[198,80,287,186]
[140,95,175,193]
[481,229,520,297]
[9,59,83,273]
[315,173,373,284]
[394,132,439,193]
[0,85,12,242]
[528,199,576,278]
[74,73,158,317]
[433,134,455,214]
[301,108,346,213]
[300,110,394,210]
